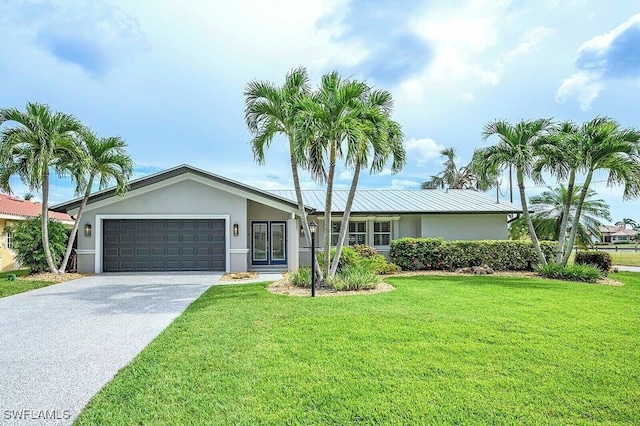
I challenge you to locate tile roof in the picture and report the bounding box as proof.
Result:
[269,189,522,214]
[599,225,638,236]
[0,193,73,222]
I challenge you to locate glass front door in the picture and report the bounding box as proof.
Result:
[252,221,287,265]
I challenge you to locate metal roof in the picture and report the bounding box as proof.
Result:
[269,189,522,214]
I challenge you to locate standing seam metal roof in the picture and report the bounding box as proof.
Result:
[268,189,522,214]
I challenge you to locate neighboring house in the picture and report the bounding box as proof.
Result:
[52,165,522,274]
[0,193,74,271]
[599,224,638,244]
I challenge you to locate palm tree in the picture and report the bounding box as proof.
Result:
[298,71,372,279]
[615,218,637,229]
[561,117,640,265]
[509,185,611,248]
[329,89,405,276]
[244,67,323,278]
[0,102,83,273]
[58,128,133,273]
[476,118,553,266]
[422,147,495,190]
[534,120,582,263]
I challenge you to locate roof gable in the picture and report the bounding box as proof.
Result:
[52,164,304,214]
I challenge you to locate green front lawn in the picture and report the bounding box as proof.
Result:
[0,270,54,298]
[77,273,640,425]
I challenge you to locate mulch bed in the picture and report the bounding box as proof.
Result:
[20,272,90,283]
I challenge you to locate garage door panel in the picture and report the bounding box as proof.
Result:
[103,219,225,272]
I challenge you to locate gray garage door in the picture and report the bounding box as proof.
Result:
[103,219,225,272]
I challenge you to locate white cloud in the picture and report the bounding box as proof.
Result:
[404,137,445,166]
[556,13,640,110]
[411,1,507,86]
[555,71,603,110]
[390,179,421,189]
[501,26,555,64]
[460,92,475,102]
[338,169,353,181]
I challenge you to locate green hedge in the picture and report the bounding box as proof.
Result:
[574,251,612,275]
[390,238,556,271]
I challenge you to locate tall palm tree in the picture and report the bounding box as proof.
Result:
[244,67,323,278]
[509,185,611,248]
[329,89,405,276]
[298,71,371,279]
[58,128,133,273]
[422,147,495,190]
[476,118,553,266]
[0,102,83,273]
[534,120,582,263]
[561,117,640,264]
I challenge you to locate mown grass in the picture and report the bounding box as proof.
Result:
[609,251,640,266]
[0,270,53,298]
[76,273,640,425]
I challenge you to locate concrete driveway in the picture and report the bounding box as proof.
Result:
[0,273,223,425]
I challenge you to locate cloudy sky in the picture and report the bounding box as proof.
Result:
[1,0,639,223]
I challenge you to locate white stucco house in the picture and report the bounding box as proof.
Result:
[52,165,522,274]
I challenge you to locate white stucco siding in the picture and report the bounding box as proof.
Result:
[420,214,508,240]
[76,179,248,273]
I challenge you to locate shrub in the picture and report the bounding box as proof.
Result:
[330,264,380,291]
[317,246,360,273]
[290,267,312,288]
[360,254,401,275]
[390,238,557,272]
[536,263,602,283]
[352,244,378,258]
[7,217,69,272]
[389,238,444,271]
[574,251,612,275]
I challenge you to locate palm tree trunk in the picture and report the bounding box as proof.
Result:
[329,163,361,276]
[517,167,547,266]
[555,169,576,263]
[59,176,94,273]
[289,149,323,281]
[41,170,59,273]
[323,140,337,279]
[561,171,593,266]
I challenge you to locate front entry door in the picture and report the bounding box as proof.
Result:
[252,221,287,265]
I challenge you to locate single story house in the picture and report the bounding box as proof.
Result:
[0,193,74,271]
[599,224,638,244]
[52,165,522,274]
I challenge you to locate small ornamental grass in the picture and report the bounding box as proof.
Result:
[329,265,381,291]
[290,267,312,288]
[536,262,602,283]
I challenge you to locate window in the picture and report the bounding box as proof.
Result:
[5,231,12,249]
[331,221,366,246]
[373,221,391,246]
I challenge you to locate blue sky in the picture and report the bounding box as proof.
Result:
[1,0,639,223]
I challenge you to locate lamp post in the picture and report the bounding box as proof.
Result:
[309,221,317,297]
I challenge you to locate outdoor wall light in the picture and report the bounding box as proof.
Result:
[84,223,92,237]
[233,223,239,237]
[300,225,304,237]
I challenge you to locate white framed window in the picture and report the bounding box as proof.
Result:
[373,221,391,246]
[331,221,366,246]
[5,231,12,249]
